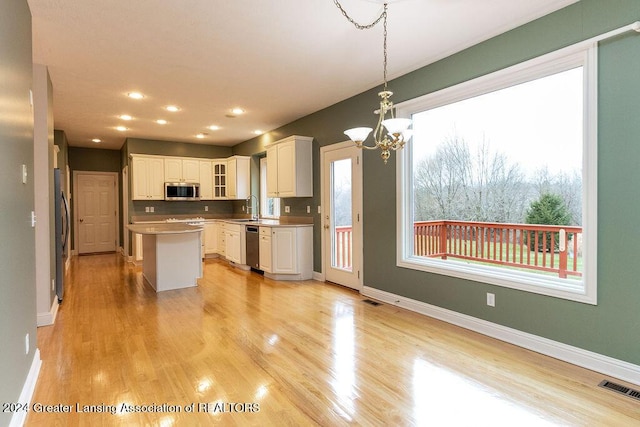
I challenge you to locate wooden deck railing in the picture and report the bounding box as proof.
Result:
[334,225,353,270]
[413,220,582,278]
[333,221,583,278]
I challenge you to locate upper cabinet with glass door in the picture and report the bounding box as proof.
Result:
[212,160,227,199]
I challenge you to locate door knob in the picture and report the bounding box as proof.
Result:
[324,224,329,230]
[80,218,84,223]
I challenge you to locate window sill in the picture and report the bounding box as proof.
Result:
[397,256,596,305]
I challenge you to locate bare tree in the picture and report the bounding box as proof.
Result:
[414,135,470,220]
[414,135,527,223]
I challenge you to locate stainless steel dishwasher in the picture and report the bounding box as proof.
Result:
[245,225,260,269]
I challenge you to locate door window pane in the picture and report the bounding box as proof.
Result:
[331,159,352,271]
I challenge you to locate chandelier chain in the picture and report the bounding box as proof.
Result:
[332,0,386,30]
[382,3,388,90]
[332,1,389,89]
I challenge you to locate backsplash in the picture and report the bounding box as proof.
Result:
[130,200,233,220]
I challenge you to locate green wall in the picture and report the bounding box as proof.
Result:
[232,0,640,365]
[125,137,233,159]
[0,1,37,425]
[69,146,121,172]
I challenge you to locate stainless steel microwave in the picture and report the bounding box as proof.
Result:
[164,182,200,201]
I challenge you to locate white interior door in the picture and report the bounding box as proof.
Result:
[322,142,362,290]
[77,173,117,254]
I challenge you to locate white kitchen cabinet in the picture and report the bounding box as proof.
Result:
[134,232,144,263]
[131,154,165,200]
[212,161,227,199]
[204,222,218,255]
[217,223,226,256]
[224,222,246,265]
[164,157,200,183]
[266,135,313,198]
[199,160,213,200]
[259,227,272,272]
[226,156,250,200]
[272,227,297,274]
[260,226,313,280]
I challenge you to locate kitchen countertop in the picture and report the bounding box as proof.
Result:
[130,216,313,228]
[220,219,313,227]
[127,223,203,235]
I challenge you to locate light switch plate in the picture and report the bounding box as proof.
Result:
[285,206,290,213]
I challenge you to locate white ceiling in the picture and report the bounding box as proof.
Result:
[28,0,577,150]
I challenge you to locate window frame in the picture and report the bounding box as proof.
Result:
[260,157,280,219]
[395,43,598,304]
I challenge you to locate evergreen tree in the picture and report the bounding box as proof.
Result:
[525,193,571,251]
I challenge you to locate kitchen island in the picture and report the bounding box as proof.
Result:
[127,223,203,292]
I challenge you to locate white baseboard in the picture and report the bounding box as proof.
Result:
[363,286,640,386]
[36,298,59,327]
[9,349,42,427]
[312,271,324,282]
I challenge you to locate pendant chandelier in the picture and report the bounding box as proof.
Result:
[334,1,412,164]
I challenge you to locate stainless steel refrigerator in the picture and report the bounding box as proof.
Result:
[54,168,70,302]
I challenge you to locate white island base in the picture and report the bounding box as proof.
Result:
[128,223,203,292]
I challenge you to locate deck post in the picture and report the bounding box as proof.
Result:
[440,223,448,260]
[559,229,567,278]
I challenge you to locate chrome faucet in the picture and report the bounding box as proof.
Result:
[246,195,259,220]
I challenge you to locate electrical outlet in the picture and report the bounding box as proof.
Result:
[285,206,290,213]
[150,207,154,213]
[306,206,310,213]
[487,293,495,307]
[317,206,321,214]
[242,206,245,212]
[204,206,209,212]
[145,207,150,213]
[25,333,29,355]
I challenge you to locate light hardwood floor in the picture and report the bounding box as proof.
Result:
[27,254,639,426]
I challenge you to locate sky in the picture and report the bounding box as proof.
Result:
[411,67,584,177]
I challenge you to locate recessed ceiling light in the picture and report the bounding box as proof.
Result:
[156,119,167,125]
[166,105,180,112]
[92,138,101,143]
[119,114,133,121]
[127,92,144,99]
[116,126,128,132]
[196,133,207,139]
[208,125,220,131]
[231,107,245,115]
[253,130,263,135]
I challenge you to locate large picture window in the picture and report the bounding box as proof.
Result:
[396,45,597,304]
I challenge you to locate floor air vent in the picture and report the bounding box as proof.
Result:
[598,380,640,401]
[362,299,381,306]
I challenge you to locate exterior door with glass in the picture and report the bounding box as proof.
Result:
[322,142,362,290]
